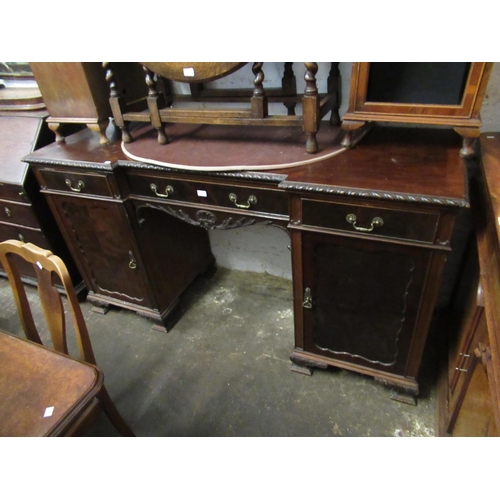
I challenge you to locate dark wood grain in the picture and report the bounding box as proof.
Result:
[24,122,468,399]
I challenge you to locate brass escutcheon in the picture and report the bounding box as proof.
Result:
[302,287,313,309]
[128,251,137,269]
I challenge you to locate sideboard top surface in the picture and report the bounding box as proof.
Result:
[24,123,468,207]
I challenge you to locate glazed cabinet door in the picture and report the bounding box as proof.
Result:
[295,231,435,388]
[47,194,152,309]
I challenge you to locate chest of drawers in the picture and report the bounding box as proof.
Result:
[0,114,81,291]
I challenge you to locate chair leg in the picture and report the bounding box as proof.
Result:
[97,386,135,437]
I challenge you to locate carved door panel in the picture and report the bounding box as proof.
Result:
[49,195,152,308]
[301,232,432,376]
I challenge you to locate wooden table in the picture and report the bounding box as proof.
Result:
[0,330,103,436]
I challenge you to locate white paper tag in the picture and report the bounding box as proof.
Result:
[197,190,208,197]
[43,406,54,418]
[183,67,195,77]
[36,261,43,269]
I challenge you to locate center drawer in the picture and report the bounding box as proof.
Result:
[126,171,289,217]
[36,168,116,199]
[301,199,440,243]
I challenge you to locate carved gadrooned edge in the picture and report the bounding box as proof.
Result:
[116,160,288,183]
[279,181,470,208]
[26,156,289,183]
[25,157,116,172]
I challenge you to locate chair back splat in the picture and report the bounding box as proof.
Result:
[0,239,134,436]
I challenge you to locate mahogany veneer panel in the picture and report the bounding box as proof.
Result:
[24,123,468,398]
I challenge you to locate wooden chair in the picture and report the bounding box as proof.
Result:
[0,239,134,436]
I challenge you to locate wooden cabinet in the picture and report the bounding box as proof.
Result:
[437,133,500,435]
[0,113,81,290]
[438,273,498,436]
[282,126,468,402]
[341,62,493,157]
[25,123,468,401]
[30,142,215,331]
[290,197,456,403]
[47,194,153,309]
[29,62,145,145]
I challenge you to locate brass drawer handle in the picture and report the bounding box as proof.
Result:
[65,179,85,192]
[4,207,11,217]
[229,193,257,209]
[128,251,137,269]
[346,213,384,232]
[150,183,174,198]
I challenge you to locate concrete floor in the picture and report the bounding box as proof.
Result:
[0,267,439,437]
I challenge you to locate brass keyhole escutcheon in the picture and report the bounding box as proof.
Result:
[346,213,384,232]
[302,287,313,309]
[128,251,137,269]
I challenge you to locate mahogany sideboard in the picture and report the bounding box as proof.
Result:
[23,123,468,402]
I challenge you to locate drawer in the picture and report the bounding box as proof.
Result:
[301,199,440,243]
[0,224,49,280]
[0,201,39,228]
[0,223,48,247]
[127,171,289,217]
[37,168,116,198]
[0,183,31,203]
